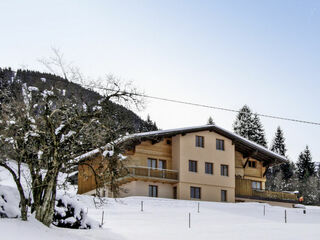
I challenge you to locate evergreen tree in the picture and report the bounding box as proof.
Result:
[233,105,253,140]
[270,126,286,156]
[269,126,293,181]
[251,113,267,147]
[296,146,315,180]
[143,114,158,132]
[233,105,267,147]
[280,161,295,180]
[207,116,214,125]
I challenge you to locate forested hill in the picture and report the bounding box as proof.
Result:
[0,67,157,133]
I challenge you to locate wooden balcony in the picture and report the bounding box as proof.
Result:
[235,177,298,203]
[125,166,179,183]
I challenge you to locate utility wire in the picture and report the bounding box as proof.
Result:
[138,93,320,126]
[97,87,320,126]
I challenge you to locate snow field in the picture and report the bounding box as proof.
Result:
[1,161,320,240]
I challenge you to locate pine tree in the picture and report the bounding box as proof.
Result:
[296,146,315,180]
[207,116,214,125]
[233,105,267,147]
[280,161,295,181]
[269,126,293,181]
[144,114,158,131]
[270,126,286,156]
[251,113,267,147]
[233,105,254,140]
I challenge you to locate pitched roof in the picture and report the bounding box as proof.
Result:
[127,124,287,164]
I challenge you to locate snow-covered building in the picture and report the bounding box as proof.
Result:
[78,125,297,205]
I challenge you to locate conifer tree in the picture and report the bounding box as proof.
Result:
[270,127,286,156]
[251,113,267,147]
[296,146,315,180]
[233,105,267,147]
[269,126,293,180]
[233,105,254,140]
[207,116,214,125]
[144,114,158,131]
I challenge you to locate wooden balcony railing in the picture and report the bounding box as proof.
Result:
[127,166,179,181]
[236,177,297,202]
[250,189,297,202]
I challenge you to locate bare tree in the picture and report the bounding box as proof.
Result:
[0,51,144,226]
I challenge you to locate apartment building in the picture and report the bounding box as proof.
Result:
[78,125,297,204]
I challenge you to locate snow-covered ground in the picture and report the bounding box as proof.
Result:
[1,163,320,240]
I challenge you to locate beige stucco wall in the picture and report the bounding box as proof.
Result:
[172,130,235,202]
[177,182,235,202]
[118,180,174,199]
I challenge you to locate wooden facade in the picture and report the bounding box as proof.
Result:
[235,177,297,202]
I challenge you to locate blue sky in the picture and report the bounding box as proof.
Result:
[1,0,320,162]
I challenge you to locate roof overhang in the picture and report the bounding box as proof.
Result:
[125,125,288,165]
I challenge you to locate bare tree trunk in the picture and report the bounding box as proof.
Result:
[34,170,59,226]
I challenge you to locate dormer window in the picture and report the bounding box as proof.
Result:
[248,161,256,168]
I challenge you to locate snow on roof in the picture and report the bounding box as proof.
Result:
[76,124,287,164]
[126,124,288,163]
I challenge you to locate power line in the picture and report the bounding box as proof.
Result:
[138,93,320,126]
[97,87,320,126]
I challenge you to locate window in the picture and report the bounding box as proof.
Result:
[216,139,225,150]
[148,158,157,169]
[251,181,261,190]
[173,187,177,199]
[220,165,229,176]
[195,136,204,148]
[205,162,213,174]
[190,187,201,199]
[159,160,167,169]
[189,160,197,172]
[221,190,227,202]
[248,161,256,168]
[149,185,158,197]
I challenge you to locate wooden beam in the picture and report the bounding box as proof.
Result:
[263,165,270,177]
[243,149,258,159]
[243,158,249,168]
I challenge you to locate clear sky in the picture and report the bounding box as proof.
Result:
[1,0,320,162]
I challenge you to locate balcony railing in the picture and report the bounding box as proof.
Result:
[236,177,297,202]
[127,166,179,181]
[250,189,298,202]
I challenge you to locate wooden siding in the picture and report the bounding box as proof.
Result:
[235,177,297,202]
[78,139,173,194]
[78,157,101,194]
[235,151,265,179]
[126,138,173,169]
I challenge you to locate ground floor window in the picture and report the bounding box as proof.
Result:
[251,181,261,190]
[149,185,158,197]
[190,186,201,199]
[221,190,227,202]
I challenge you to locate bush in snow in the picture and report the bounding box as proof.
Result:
[0,186,21,218]
[53,194,98,229]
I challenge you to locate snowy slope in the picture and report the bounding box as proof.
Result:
[1,163,320,240]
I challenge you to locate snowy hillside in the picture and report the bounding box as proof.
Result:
[1,163,320,240]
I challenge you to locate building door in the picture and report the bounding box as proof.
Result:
[173,187,177,199]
